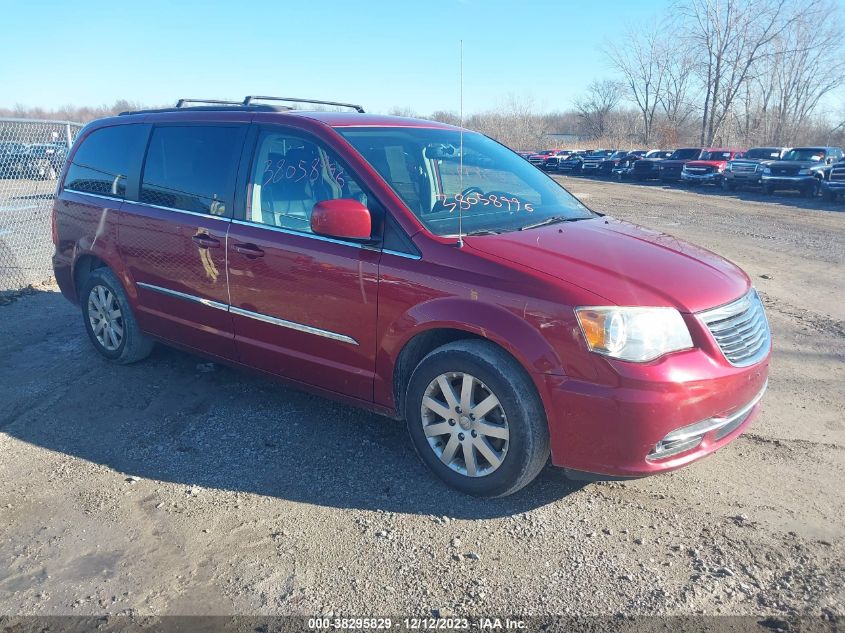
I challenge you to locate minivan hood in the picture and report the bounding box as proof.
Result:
[465,218,749,313]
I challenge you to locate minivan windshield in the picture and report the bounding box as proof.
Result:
[339,127,595,236]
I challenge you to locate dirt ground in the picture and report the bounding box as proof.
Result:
[0,178,843,621]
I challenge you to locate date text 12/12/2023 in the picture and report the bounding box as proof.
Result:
[307,617,527,630]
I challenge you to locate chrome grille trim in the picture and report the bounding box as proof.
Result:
[831,167,845,182]
[731,163,758,173]
[697,289,771,367]
[647,381,767,461]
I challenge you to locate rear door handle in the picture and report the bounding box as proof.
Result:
[191,234,221,248]
[234,243,265,259]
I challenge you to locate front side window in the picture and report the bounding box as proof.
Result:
[338,127,594,237]
[64,124,149,198]
[247,130,370,235]
[140,126,244,216]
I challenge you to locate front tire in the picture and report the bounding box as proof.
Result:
[405,340,550,497]
[81,267,153,364]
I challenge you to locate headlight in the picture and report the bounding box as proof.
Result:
[798,168,812,175]
[763,167,771,175]
[575,306,693,362]
[724,163,732,171]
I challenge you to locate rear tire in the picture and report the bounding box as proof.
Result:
[81,267,153,364]
[405,340,550,497]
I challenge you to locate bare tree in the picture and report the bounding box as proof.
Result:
[574,80,625,139]
[606,23,668,145]
[680,0,797,146]
[766,5,845,144]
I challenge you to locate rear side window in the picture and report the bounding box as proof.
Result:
[64,124,149,198]
[140,126,244,216]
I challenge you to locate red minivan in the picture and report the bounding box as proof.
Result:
[52,96,771,497]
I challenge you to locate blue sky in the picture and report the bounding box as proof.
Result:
[1,0,678,114]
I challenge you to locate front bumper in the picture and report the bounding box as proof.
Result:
[541,347,770,478]
[681,171,721,183]
[761,174,816,189]
[821,181,845,193]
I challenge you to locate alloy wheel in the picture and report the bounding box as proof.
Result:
[87,284,124,351]
[420,372,509,477]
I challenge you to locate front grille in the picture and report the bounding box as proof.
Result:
[731,162,758,174]
[771,165,800,176]
[698,289,771,367]
[633,162,655,172]
[831,166,845,182]
[685,166,713,174]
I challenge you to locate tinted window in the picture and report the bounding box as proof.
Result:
[64,124,149,198]
[670,148,702,160]
[140,126,243,216]
[247,130,371,235]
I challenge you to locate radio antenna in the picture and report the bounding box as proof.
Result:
[457,39,464,248]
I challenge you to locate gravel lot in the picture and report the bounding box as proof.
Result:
[0,178,843,621]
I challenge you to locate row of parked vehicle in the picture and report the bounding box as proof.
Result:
[0,141,69,180]
[520,146,845,201]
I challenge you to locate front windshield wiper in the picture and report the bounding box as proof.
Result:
[463,228,503,236]
[518,215,586,231]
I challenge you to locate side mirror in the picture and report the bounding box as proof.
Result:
[311,198,372,241]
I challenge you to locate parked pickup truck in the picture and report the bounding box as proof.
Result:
[580,150,617,175]
[527,150,558,168]
[627,150,673,180]
[597,150,644,177]
[721,147,789,191]
[821,159,845,202]
[761,147,844,197]
[681,149,745,186]
[657,148,705,182]
[557,151,589,174]
[542,150,578,171]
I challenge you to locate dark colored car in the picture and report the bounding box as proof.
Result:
[657,148,706,182]
[681,149,745,186]
[596,150,642,177]
[821,159,845,202]
[613,150,669,180]
[27,143,68,180]
[542,150,577,171]
[631,150,681,181]
[556,151,589,174]
[53,96,770,497]
[721,147,789,191]
[761,147,844,197]
[579,150,617,176]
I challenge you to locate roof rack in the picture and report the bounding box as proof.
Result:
[119,95,366,116]
[242,96,365,113]
[175,98,244,108]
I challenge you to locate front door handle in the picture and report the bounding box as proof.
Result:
[234,243,265,259]
[192,234,221,249]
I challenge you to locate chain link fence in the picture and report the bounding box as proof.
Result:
[0,118,83,293]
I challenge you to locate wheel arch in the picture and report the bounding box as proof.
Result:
[378,297,565,418]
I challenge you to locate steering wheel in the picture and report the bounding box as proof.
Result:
[459,186,484,197]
